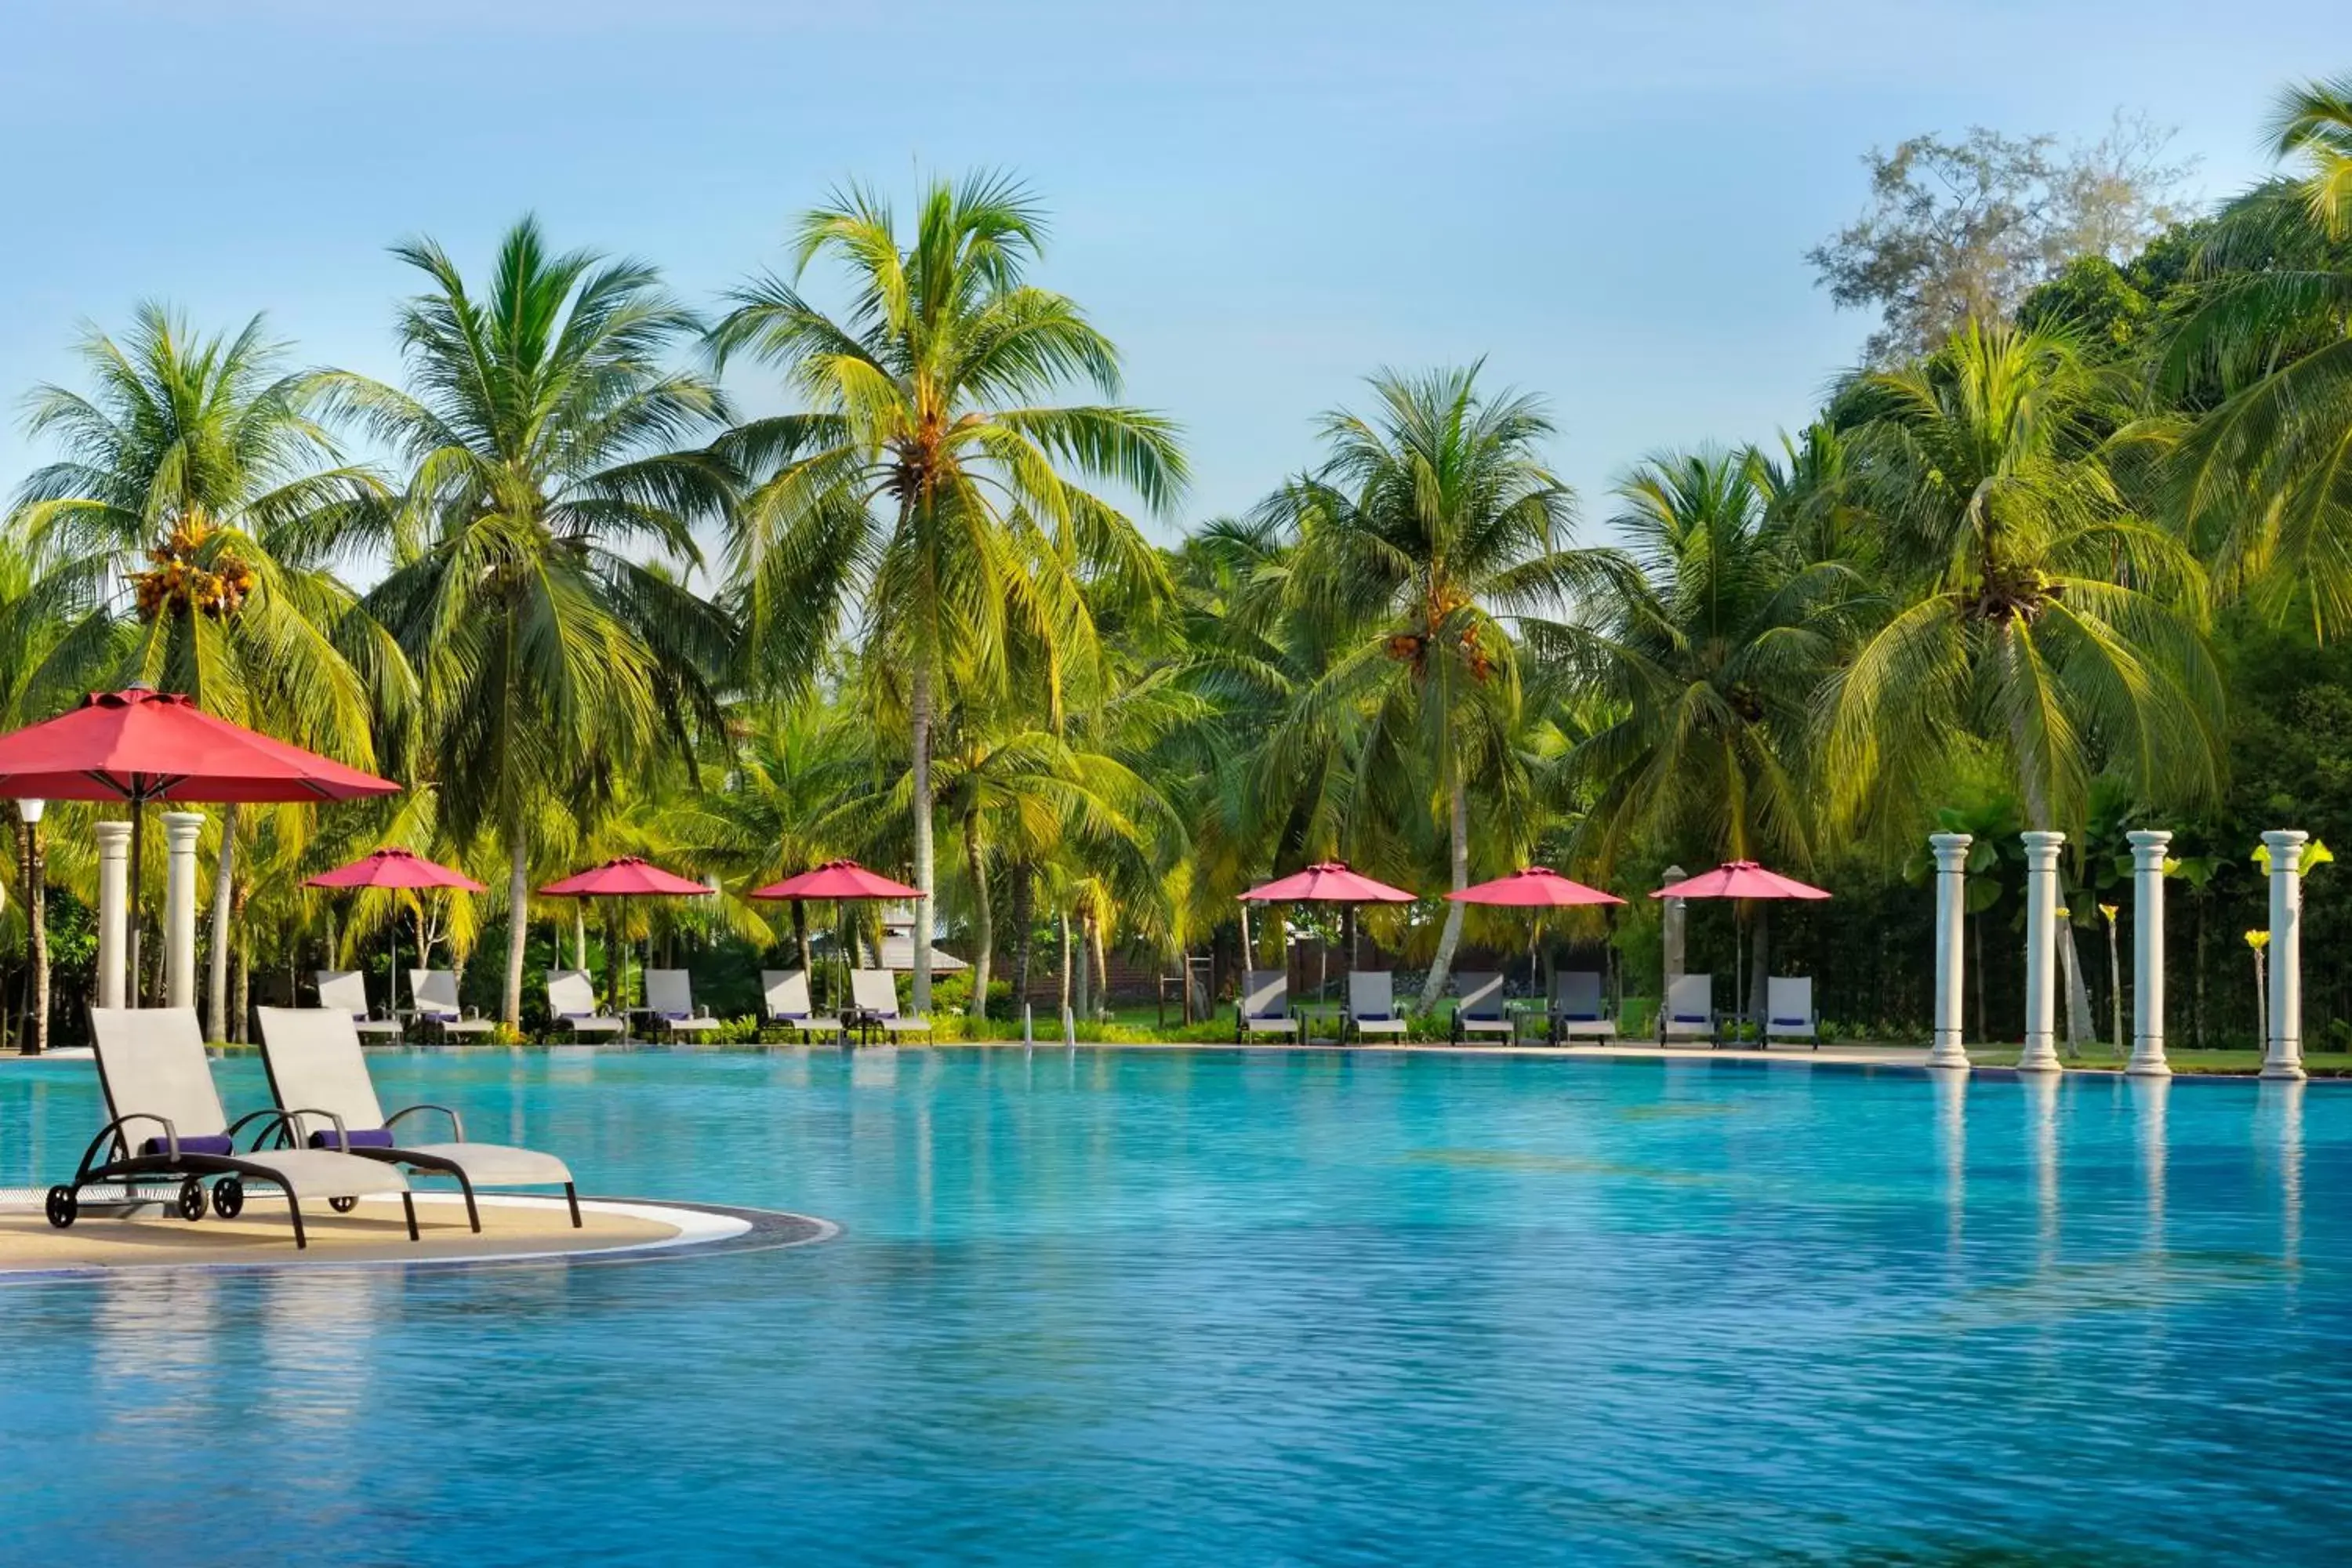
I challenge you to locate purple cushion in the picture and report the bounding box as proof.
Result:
[662,1011,690,1022]
[140,1133,234,1158]
[308,1127,397,1150]
[560,1011,593,1021]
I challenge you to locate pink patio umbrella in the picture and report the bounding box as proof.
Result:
[306,848,486,1012]
[541,857,714,1022]
[1240,862,1418,1021]
[750,859,923,1008]
[1650,860,1831,1035]
[1450,866,1627,1016]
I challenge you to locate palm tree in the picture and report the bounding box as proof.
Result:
[1550,447,1859,1018]
[9,305,401,1029]
[708,172,1186,1014]
[1821,319,2225,1042]
[2164,76,2352,633]
[321,218,736,1026]
[1262,366,1611,1008]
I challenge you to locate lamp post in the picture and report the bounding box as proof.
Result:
[17,798,43,1055]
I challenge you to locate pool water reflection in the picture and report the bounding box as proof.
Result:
[1,1047,2345,1564]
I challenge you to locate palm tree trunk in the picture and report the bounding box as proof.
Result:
[1074,909,1093,1022]
[1058,908,1073,1016]
[1748,902,1771,1026]
[909,644,936,1015]
[1090,911,1109,1022]
[792,899,814,989]
[965,812,993,1021]
[503,831,529,1027]
[1418,769,1472,1010]
[206,804,238,1043]
[1011,863,1035,1010]
[230,881,249,1045]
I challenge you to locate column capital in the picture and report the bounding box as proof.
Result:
[1929,832,1973,868]
[2263,829,2309,869]
[160,810,205,844]
[2126,828,2172,858]
[93,821,132,850]
[2020,829,2066,866]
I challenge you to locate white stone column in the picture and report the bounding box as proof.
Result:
[2127,829,2172,1077]
[1928,833,1972,1069]
[1662,865,1686,996]
[162,811,205,1010]
[2019,831,2066,1073]
[2263,830,2308,1081]
[94,821,131,1010]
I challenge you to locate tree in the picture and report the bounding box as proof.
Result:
[321,219,735,1026]
[1820,320,2225,1041]
[1264,366,1609,1008]
[710,172,1185,1014]
[2164,77,2352,636]
[9,304,401,1032]
[1809,115,2193,363]
[1550,446,1858,1016]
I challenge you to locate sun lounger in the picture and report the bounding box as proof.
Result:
[850,968,930,1039]
[45,1007,416,1249]
[409,969,497,1042]
[1663,973,1716,1044]
[317,970,401,1041]
[644,969,720,1038]
[545,969,626,1041]
[1236,969,1298,1040]
[1343,970,1410,1041]
[1765,975,1819,1049]
[762,969,842,1043]
[1452,972,1516,1044]
[1550,970,1615,1044]
[256,1006,579,1230]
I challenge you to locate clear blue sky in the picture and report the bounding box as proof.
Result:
[0,1,2337,546]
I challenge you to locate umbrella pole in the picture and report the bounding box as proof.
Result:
[127,801,143,1008]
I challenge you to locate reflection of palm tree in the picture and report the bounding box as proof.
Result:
[1265,367,1610,1008]
[11,306,401,1025]
[1825,321,2225,1043]
[712,175,1182,1015]
[324,219,735,1025]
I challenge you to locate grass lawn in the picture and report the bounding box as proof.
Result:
[1965,1044,2352,1076]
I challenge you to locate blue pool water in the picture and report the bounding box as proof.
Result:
[1,1046,2346,1564]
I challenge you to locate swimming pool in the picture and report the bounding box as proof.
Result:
[1,1046,2344,1564]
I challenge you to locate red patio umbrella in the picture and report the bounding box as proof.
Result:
[750,860,923,1009]
[541,857,714,1023]
[1450,868,1627,1024]
[0,687,400,1004]
[1650,860,1831,1034]
[1240,862,1419,1026]
[307,848,486,1014]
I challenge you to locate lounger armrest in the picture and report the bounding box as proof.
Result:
[230,1106,348,1152]
[388,1103,467,1143]
[81,1112,176,1171]
[288,1107,355,1152]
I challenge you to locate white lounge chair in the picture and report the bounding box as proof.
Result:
[1550,970,1615,1044]
[1343,970,1410,1041]
[1663,973,1716,1044]
[545,969,626,1041]
[762,969,842,1043]
[45,1007,416,1249]
[1765,975,1819,1048]
[1452,972,1516,1044]
[316,971,401,1041]
[850,968,930,1040]
[644,969,720,1039]
[1236,969,1298,1040]
[408,969,496,1043]
[256,1006,579,1230]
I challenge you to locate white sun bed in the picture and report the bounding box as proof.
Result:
[316,970,401,1041]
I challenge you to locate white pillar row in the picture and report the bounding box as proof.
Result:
[2262,829,2308,1082]
[162,811,205,1011]
[94,820,131,1010]
[2018,831,2066,1073]
[2127,829,2172,1078]
[1927,833,1971,1069]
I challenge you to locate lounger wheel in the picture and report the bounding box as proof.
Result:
[328,1196,358,1214]
[212,1177,245,1218]
[176,1177,209,1222]
[45,1185,77,1229]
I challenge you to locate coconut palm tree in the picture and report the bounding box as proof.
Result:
[1261,365,1615,1008]
[9,305,404,1030]
[321,218,736,1026]
[707,172,1186,1014]
[2164,76,2352,633]
[1548,447,1861,1018]
[1822,319,2225,1043]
